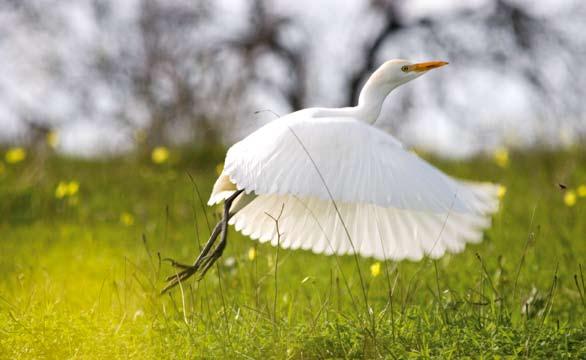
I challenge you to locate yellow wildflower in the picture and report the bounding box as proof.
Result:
[215,162,224,176]
[151,146,169,164]
[55,181,80,199]
[5,147,26,164]
[493,147,509,168]
[497,185,507,199]
[46,131,59,148]
[564,191,576,207]
[248,247,257,261]
[120,212,135,226]
[370,262,381,277]
[578,185,586,198]
[55,182,68,199]
[66,181,79,196]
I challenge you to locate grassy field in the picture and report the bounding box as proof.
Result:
[0,146,585,359]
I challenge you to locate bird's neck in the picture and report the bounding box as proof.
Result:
[354,77,396,124]
[312,77,396,124]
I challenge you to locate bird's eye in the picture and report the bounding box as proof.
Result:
[401,65,409,73]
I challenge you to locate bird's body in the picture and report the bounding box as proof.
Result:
[210,106,498,260]
[162,59,500,292]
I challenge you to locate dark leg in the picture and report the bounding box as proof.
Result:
[162,221,222,282]
[194,187,237,278]
[161,189,244,294]
[164,220,223,278]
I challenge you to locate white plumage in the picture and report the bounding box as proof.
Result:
[209,59,500,261]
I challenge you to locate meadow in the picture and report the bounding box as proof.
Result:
[0,146,584,359]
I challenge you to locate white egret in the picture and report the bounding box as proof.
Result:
[162,59,500,292]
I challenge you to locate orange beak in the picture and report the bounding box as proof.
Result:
[406,61,449,73]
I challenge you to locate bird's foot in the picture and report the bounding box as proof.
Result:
[162,258,192,270]
[160,246,226,294]
[161,255,216,294]
[161,260,198,294]
[161,189,242,294]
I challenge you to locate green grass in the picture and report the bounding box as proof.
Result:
[0,147,585,359]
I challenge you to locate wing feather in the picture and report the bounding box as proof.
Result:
[210,111,500,260]
[213,112,492,215]
[229,181,499,261]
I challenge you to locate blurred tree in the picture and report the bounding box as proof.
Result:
[0,0,584,154]
[134,0,214,147]
[347,0,404,107]
[343,0,586,149]
[223,0,307,111]
[349,0,564,106]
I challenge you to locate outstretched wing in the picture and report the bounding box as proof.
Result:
[209,113,500,260]
[229,182,499,260]
[212,112,493,215]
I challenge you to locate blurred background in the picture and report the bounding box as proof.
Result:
[1,2,585,357]
[1,0,585,158]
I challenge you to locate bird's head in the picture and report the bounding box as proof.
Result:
[370,59,449,88]
[354,58,449,123]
